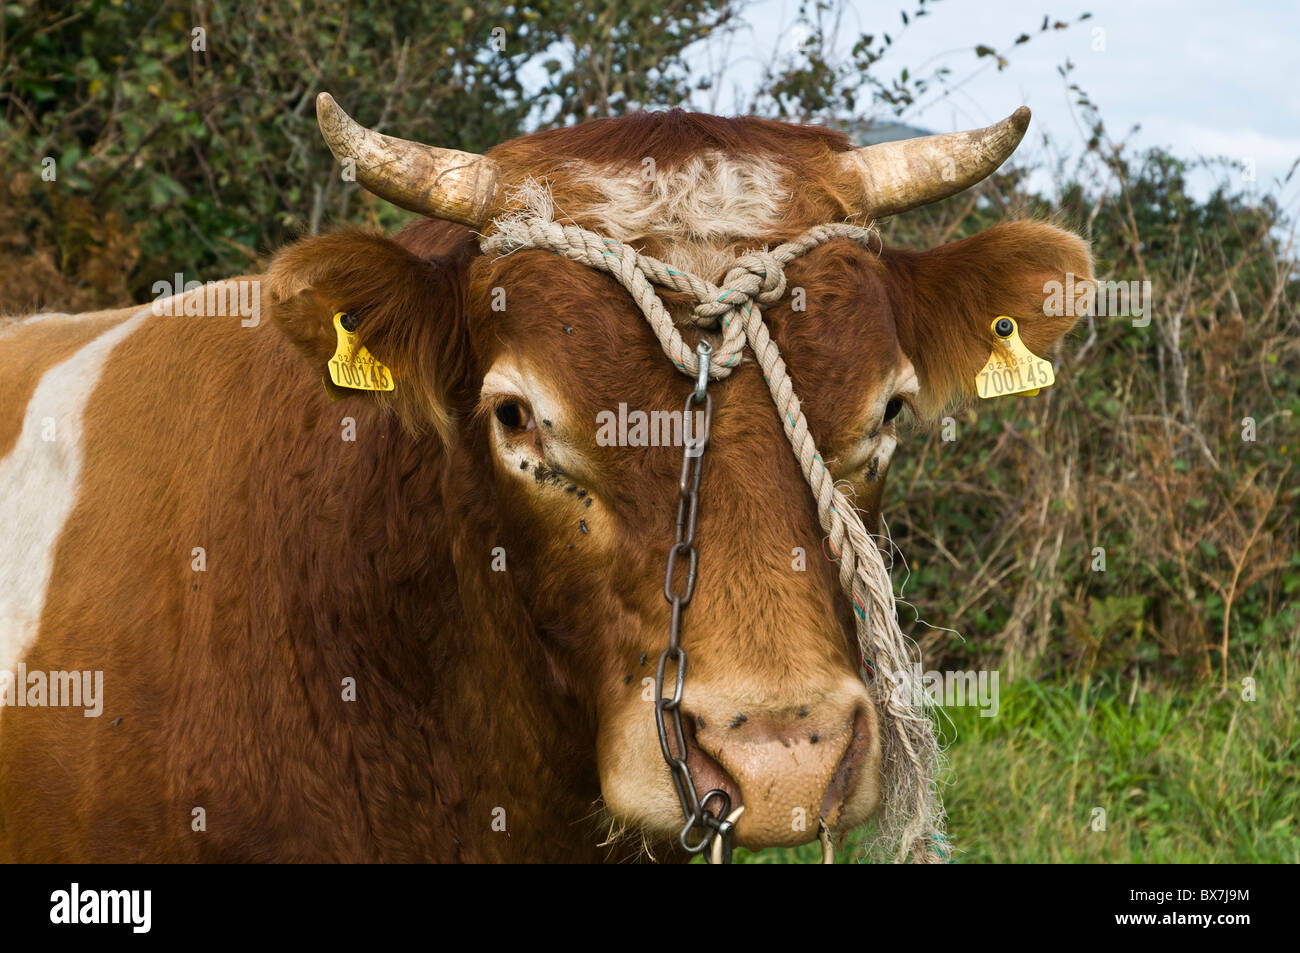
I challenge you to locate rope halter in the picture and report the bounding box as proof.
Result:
[480,187,949,864]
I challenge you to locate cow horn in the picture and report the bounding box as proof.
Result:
[315,92,499,227]
[837,107,1031,218]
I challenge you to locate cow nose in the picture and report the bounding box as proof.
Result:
[683,687,877,848]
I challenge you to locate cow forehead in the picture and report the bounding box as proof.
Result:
[487,117,853,281]
[562,152,789,279]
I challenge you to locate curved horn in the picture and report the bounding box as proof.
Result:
[837,107,1031,218]
[315,92,499,227]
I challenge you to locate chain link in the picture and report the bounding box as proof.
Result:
[653,341,742,863]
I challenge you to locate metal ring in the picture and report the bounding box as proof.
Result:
[680,814,711,854]
[699,788,731,823]
[708,805,746,865]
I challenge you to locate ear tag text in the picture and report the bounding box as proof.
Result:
[976,316,1054,399]
[328,312,394,392]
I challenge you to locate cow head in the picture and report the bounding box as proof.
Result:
[267,97,1091,855]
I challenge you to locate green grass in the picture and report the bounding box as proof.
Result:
[728,647,1299,864]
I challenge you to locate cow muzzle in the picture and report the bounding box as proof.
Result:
[678,677,882,848]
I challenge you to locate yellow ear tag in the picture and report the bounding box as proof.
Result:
[976,316,1054,399]
[327,312,395,392]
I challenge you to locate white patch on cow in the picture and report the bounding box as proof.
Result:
[835,360,919,476]
[481,363,592,485]
[571,153,788,281]
[0,312,72,340]
[0,306,153,698]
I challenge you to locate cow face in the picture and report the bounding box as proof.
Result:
[468,243,910,850]
[268,103,1092,856]
[268,215,1089,853]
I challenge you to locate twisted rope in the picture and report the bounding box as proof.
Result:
[481,192,948,864]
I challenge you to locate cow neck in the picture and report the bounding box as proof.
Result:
[263,378,603,859]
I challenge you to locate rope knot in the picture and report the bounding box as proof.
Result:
[738,250,785,302]
[726,251,787,305]
[691,252,788,328]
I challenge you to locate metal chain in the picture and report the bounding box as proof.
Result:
[653,340,740,863]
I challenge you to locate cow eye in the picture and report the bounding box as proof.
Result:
[882,398,904,424]
[494,399,535,433]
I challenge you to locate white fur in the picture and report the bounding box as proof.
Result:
[835,361,919,474]
[482,363,592,484]
[0,306,153,700]
[0,312,72,340]
[571,153,789,280]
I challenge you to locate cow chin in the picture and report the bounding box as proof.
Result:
[596,678,884,854]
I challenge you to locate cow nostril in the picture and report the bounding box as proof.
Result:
[681,709,744,812]
[821,706,874,824]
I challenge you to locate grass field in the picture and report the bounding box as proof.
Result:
[725,642,1299,864]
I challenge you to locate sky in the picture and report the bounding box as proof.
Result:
[681,0,1300,210]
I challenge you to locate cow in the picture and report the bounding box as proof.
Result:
[0,95,1090,862]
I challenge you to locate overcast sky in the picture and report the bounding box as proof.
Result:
[688,0,1300,209]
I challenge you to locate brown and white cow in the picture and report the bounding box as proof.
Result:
[0,97,1089,862]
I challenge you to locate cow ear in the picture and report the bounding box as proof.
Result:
[885,220,1093,420]
[266,230,470,442]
